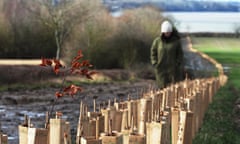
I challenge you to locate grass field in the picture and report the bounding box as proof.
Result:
[191,36,240,144]
[192,37,240,64]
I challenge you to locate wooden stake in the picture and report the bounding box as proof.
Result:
[109,119,112,136]
[96,117,99,140]
[45,112,49,129]
[93,99,96,113]
[76,101,83,144]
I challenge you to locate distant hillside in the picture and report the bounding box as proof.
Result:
[103,0,240,12]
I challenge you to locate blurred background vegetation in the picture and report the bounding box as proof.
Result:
[0,0,165,69]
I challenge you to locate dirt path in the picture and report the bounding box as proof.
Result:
[0,59,41,65]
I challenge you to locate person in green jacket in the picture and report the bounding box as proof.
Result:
[150,20,184,89]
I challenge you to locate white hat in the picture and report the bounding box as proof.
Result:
[161,21,173,33]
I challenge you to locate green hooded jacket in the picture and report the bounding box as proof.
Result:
[150,28,184,88]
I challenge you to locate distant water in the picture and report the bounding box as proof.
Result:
[112,11,240,33]
[163,12,240,33]
[111,10,123,17]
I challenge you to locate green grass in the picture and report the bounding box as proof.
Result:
[192,36,240,144]
[192,37,240,64]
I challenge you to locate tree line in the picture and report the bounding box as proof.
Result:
[0,0,165,69]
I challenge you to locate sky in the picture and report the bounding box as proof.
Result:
[145,0,240,2]
[195,0,240,1]
[120,0,240,3]
[213,0,240,2]
[175,0,240,1]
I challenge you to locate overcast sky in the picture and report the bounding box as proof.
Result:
[195,0,240,1]
[177,0,240,1]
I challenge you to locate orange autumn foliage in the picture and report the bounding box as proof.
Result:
[40,50,96,99]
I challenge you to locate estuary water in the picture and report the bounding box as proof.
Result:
[163,12,240,33]
[112,11,240,33]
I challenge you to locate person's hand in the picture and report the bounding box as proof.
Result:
[153,63,157,68]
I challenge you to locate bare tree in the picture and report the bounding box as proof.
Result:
[23,0,102,59]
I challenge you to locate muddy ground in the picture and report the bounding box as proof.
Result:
[0,38,221,144]
[1,77,155,143]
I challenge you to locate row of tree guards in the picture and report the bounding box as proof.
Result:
[0,37,228,144]
[13,72,226,144]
